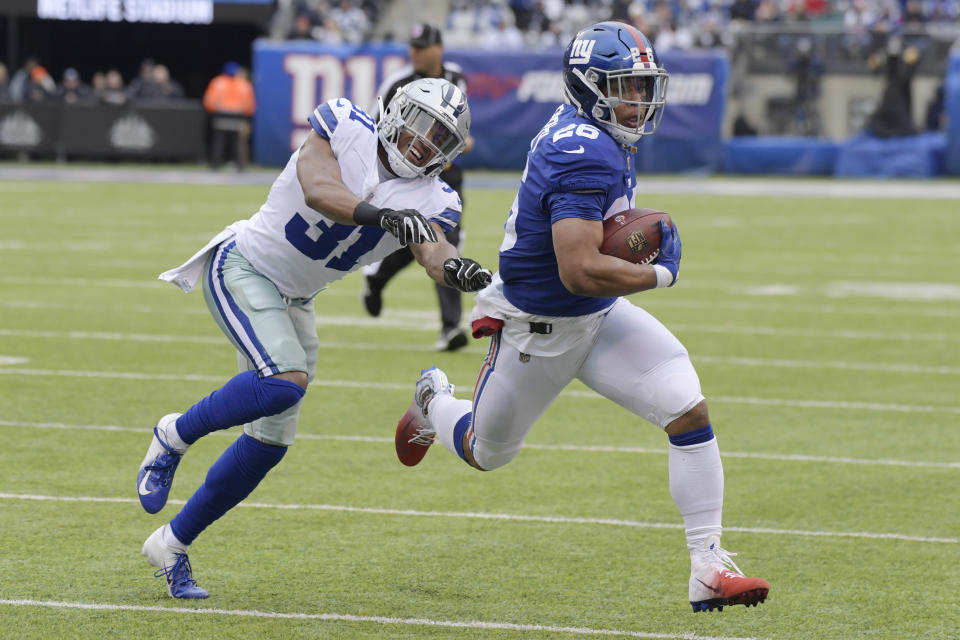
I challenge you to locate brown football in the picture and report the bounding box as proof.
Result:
[600,208,672,265]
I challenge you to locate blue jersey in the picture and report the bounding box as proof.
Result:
[498,104,637,317]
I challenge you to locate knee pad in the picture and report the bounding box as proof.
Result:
[254,375,306,417]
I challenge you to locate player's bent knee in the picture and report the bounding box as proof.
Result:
[273,370,309,390]
[256,374,307,417]
[665,400,710,435]
[472,440,523,471]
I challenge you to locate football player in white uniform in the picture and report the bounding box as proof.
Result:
[136,77,491,599]
[394,23,770,613]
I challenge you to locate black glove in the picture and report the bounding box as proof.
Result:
[353,202,437,246]
[443,258,492,293]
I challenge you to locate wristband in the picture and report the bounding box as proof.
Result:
[353,201,382,226]
[653,264,675,288]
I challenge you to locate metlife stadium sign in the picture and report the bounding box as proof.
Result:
[37,0,214,24]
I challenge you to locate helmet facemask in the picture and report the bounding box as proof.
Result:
[378,83,468,179]
[569,65,668,146]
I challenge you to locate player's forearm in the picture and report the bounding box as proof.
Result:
[411,235,459,285]
[559,255,659,297]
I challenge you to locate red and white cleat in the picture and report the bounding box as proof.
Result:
[394,367,454,467]
[689,536,769,612]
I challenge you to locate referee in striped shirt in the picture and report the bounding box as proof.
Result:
[361,22,475,352]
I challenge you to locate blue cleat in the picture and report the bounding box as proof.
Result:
[142,525,209,599]
[137,413,186,514]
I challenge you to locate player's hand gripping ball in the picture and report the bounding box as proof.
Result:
[600,208,673,265]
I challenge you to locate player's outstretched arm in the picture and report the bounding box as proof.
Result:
[552,217,680,297]
[410,223,492,292]
[296,131,438,245]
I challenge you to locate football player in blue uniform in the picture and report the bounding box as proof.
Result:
[395,22,770,612]
[136,77,491,599]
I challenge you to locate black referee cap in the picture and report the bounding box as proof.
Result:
[409,22,443,48]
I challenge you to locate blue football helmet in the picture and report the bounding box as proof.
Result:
[562,21,669,146]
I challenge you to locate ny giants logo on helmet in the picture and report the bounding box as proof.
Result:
[568,38,596,65]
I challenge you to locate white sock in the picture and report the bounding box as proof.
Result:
[161,523,189,552]
[164,418,189,453]
[427,394,472,458]
[668,437,724,554]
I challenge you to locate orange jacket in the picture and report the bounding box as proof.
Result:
[203,74,255,116]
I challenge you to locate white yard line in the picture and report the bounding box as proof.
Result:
[4,322,960,353]
[0,598,765,640]
[4,165,960,200]
[0,492,954,544]
[1,368,959,415]
[1,420,957,470]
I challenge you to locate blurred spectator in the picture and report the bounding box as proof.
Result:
[58,68,92,104]
[655,18,694,52]
[127,59,158,99]
[329,0,368,43]
[509,0,536,30]
[729,0,756,21]
[0,62,9,100]
[98,69,128,106]
[10,57,56,102]
[866,37,920,138]
[287,10,320,39]
[610,0,639,21]
[787,37,824,135]
[754,0,782,21]
[925,83,945,131]
[481,13,525,49]
[138,64,185,101]
[203,61,256,171]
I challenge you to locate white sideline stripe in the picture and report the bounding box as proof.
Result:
[0,493,955,544]
[0,599,761,640]
[3,419,958,470]
[2,368,959,415]
[4,327,960,374]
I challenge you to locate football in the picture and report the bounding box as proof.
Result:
[600,208,672,265]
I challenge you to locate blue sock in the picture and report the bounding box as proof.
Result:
[452,413,472,462]
[668,424,715,447]
[170,433,286,545]
[176,370,305,445]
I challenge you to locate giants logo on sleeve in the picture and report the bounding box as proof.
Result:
[568,39,596,64]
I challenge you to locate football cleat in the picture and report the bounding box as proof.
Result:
[361,275,383,317]
[435,328,468,352]
[394,367,455,466]
[415,366,454,419]
[142,525,209,599]
[137,413,186,514]
[689,535,769,612]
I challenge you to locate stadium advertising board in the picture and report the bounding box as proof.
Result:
[252,40,728,172]
[0,101,205,160]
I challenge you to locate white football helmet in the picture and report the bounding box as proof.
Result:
[377,77,470,179]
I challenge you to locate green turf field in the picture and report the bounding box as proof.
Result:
[1,176,958,639]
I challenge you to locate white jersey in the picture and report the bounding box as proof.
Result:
[161,98,461,300]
